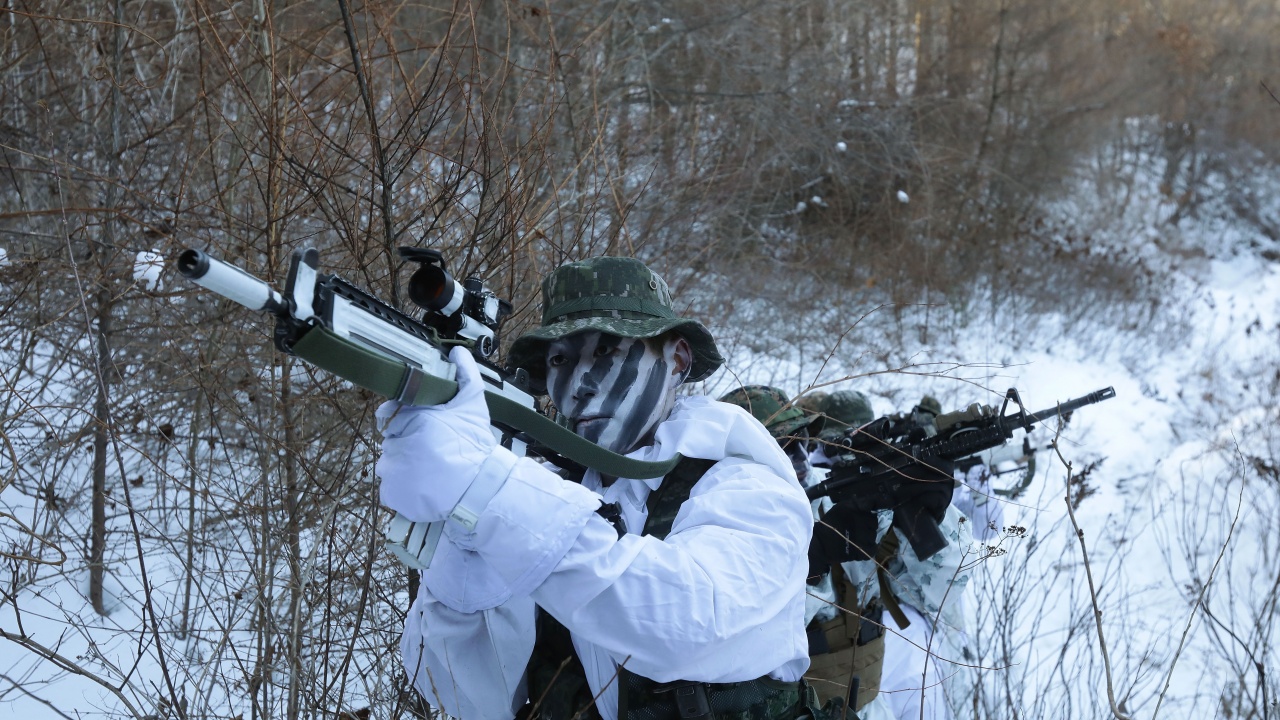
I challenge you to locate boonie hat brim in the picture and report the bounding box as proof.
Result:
[508,315,722,394]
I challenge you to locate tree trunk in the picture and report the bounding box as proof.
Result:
[88,0,126,617]
[179,391,204,639]
[886,3,899,98]
[914,0,936,96]
[89,291,111,616]
[944,0,967,98]
[856,8,871,95]
[283,358,304,720]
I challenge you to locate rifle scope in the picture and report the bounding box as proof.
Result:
[406,261,465,318]
[176,249,287,314]
[400,247,504,357]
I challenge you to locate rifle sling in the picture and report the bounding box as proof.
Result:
[290,326,682,480]
[874,531,911,630]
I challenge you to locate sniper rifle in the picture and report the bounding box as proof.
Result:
[176,246,684,569]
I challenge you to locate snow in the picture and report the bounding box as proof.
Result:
[897,190,909,203]
[3,142,1279,718]
[132,250,164,291]
[695,153,1280,718]
[835,141,848,152]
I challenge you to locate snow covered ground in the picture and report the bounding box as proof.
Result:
[2,155,1277,718]
[704,158,1280,718]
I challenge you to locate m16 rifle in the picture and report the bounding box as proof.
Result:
[807,386,1115,563]
[176,246,683,569]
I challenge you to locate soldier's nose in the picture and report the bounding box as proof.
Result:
[574,378,598,401]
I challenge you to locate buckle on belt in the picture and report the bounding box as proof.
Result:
[654,681,712,720]
[396,366,426,405]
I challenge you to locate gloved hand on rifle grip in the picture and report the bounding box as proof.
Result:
[935,402,996,433]
[808,503,879,583]
[376,346,513,523]
[912,478,953,524]
[895,459,956,523]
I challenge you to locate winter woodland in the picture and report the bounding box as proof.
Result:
[1,0,1278,718]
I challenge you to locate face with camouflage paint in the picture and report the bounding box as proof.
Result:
[545,331,692,455]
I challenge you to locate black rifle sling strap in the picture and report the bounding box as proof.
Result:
[617,457,806,720]
[526,458,715,720]
[289,326,683,479]
[640,458,718,540]
[522,612,602,720]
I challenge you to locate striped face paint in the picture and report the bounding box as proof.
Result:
[546,331,691,455]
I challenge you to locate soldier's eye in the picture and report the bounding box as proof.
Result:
[593,343,617,357]
[548,354,568,367]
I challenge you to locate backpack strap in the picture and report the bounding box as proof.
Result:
[874,531,911,630]
[642,457,718,539]
[524,457,718,720]
[522,612,603,720]
[806,526,913,712]
[528,456,806,720]
[807,563,886,712]
[621,457,805,720]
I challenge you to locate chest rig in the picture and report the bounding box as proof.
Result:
[521,458,808,720]
[805,520,913,714]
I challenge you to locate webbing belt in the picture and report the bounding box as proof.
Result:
[618,668,802,720]
[290,326,682,479]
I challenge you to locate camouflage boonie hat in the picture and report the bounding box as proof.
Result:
[508,257,723,392]
[915,395,942,417]
[718,385,824,440]
[818,389,874,442]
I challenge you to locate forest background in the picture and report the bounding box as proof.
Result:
[1,0,1278,718]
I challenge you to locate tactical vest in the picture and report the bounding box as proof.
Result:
[522,458,815,720]
[804,531,907,712]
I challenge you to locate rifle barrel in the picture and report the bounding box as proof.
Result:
[1025,386,1115,426]
[177,249,287,314]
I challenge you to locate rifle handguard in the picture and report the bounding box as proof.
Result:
[290,326,683,480]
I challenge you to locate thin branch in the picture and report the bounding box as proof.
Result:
[0,629,145,719]
[1151,441,1247,720]
[335,0,399,305]
[1054,431,1131,720]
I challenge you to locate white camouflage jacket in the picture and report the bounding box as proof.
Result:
[390,396,814,720]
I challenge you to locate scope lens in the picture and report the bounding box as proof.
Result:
[408,264,462,315]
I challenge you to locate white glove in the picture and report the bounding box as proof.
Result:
[376,346,507,523]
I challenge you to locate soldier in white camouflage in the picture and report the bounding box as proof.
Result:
[803,390,975,720]
[379,256,819,720]
[805,390,874,467]
[717,385,825,488]
[907,395,1006,543]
